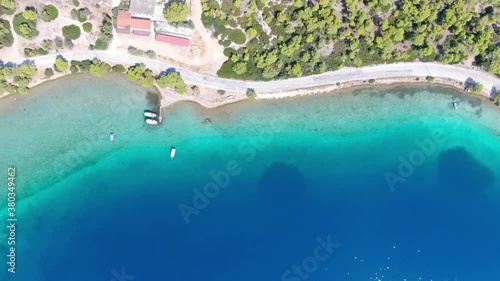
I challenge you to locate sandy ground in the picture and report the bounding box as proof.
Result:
[0,0,109,59]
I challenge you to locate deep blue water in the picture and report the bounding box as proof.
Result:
[1,76,500,281]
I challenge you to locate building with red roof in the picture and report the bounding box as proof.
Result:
[155,34,190,47]
[116,10,152,36]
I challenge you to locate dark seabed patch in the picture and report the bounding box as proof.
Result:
[437,147,495,195]
[258,162,307,202]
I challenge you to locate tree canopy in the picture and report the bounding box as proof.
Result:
[12,9,39,39]
[0,19,13,48]
[156,71,187,94]
[201,0,500,80]
[41,5,58,22]
[127,65,155,87]
[62,24,81,40]
[54,57,68,72]
[164,2,189,23]
[89,60,111,77]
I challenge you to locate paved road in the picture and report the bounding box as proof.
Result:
[15,50,500,96]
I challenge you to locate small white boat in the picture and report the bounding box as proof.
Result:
[109,132,114,141]
[453,102,459,109]
[170,147,176,159]
[144,111,158,118]
[146,118,158,125]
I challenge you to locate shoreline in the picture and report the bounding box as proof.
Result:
[1,65,498,111]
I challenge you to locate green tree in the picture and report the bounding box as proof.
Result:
[111,64,126,73]
[127,65,155,87]
[156,71,187,94]
[22,9,37,21]
[62,24,81,40]
[471,82,483,94]
[0,0,17,15]
[54,58,68,72]
[164,2,189,23]
[44,68,54,78]
[82,22,92,32]
[0,19,13,48]
[246,89,257,99]
[89,60,111,77]
[12,12,39,39]
[232,61,246,74]
[247,27,258,38]
[41,5,58,22]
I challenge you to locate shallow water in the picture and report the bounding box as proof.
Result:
[0,74,499,281]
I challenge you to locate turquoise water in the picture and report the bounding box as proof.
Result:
[0,74,500,281]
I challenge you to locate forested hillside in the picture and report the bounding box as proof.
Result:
[201,0,500,80]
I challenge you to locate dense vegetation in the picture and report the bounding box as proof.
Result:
[41,5,58,22]
[201,0,500,80]
[164,1,189,23]
[93,13,113,50]
[54,57,68,72]
[0,0,16,15]
[13,8,39,39]
[62,24,81,40]
[89,60,111,77]
[156,71,187,94]
[0,19,13,48]
[127,65,155,87]
[128,46,157,58]
[0,63,37,94]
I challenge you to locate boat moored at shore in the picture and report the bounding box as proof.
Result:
[144,110,158,118]
[146,118,158,125]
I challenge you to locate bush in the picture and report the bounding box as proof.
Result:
[246,89,257,99]
[24,47,48,57]
[44,68,54,78]
[217,89,226,95]
[51,37,62,49]
[64,39,74,49]
[41,5,58,22]
[62,25,80,40]
[73,0,80,7]
[471,82,483,94]
[111,64,126,73]
[79,59,92,71]
[426,76,434,82]
[54,57,68,72]
[70,65,79,73]
[146,50,156,59]
[82,22,92,32]
[0,19,14,48]
[368,78,375,84]
[76,8,90,23]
